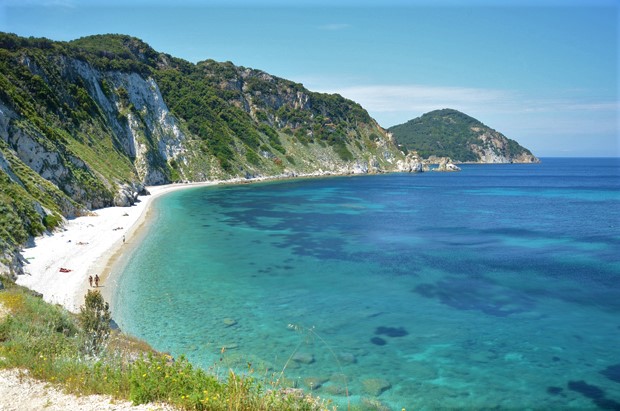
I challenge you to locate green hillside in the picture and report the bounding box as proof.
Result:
[389,108,538,163]
[0,32,404,267]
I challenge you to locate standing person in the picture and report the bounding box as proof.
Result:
[88,275,93,287]
[123,235,125,244]
[94,274,99,287]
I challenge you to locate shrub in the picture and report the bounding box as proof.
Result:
[78,289,111,355]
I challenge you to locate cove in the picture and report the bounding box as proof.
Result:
[112,158,620,410]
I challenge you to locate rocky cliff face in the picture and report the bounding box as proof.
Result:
[388,109,539,164]
[468,126,538,164]
[0,33,412,270]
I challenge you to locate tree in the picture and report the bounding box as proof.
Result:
[79,289,111,355]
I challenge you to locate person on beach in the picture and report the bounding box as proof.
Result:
[94,274,99,287]
[88,275,93,287]
[123,235,125,244]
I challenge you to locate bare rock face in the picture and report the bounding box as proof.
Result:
[396,152,424,172]
[469,130,539,164]
[0,250,26,281]
[114,182,149,207]
[435,157,461,172]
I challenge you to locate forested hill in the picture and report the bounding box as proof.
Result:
[388,109,539,163]
[0,32,411,272]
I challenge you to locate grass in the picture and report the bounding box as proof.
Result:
[0,277,333,410]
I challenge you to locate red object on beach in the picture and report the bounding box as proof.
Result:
[59,267,72,273]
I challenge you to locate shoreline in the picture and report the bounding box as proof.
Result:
[15,170,366,313]
[17,181,218,313]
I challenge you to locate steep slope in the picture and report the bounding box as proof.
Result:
[0,33,409,270]
[389,109,539,163]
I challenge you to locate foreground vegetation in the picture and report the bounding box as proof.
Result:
[0,277,331,410]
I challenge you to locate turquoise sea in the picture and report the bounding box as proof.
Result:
[112,158,620,410]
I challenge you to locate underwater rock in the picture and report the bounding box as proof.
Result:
[547,386,563,395]
[223,318,237,327]
[601,364,620,383]
[375,326,408,337]
[361,378,392,396]
[302,376,328,389]
[337,352,357,364]
[324,384,347,396]
[292,352,315,364]
[285,360,300,369]
[370,337,387,346]
[360,397,391,411]
[568,380,605,399]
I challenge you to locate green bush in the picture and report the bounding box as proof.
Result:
[245,149,261,166]
[334,142,354,162]
[43,213,63,230]
[78,290,111,355]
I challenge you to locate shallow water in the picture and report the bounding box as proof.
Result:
[113,158,620,410]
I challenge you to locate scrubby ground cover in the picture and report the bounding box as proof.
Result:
[0,277,332,411]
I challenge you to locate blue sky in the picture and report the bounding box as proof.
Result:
[1,0,618,157]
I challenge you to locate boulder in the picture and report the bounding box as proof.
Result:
[337,352,357,364]
[361,378,392,396]
[223,317,237,327]
[324,384,347,396]
[302,376,328,389]
[292,352,315,364]
[361,397,391,411]
[114,182,150,207]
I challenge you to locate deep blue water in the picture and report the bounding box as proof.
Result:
[112,158,620,410]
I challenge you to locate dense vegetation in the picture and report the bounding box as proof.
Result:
[0,278,331,410]
[389,108,535,162]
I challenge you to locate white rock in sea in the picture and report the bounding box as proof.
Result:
[432,157,461,172]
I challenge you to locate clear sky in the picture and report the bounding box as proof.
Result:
[1,0,618,157]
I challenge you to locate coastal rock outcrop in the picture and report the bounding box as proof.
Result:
[114,182,149,207]
[396,151,424,172]
[430,157,461,172]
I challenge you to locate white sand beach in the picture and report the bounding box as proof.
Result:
[17,182,216,313]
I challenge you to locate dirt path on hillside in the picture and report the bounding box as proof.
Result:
[0,368,176,411]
